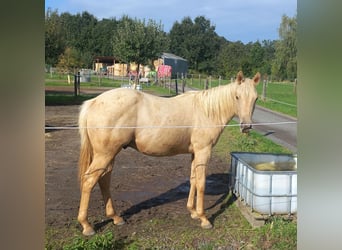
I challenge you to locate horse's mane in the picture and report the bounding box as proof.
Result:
[192,82,237,123]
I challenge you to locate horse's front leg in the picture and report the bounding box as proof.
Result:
[195,162,212,229]
[187,149,212,229]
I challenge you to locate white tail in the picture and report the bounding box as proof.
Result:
[78,100,93,188]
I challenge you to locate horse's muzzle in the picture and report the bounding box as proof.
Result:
[240,123,252,133]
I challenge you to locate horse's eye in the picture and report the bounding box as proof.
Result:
[235,96,239,100]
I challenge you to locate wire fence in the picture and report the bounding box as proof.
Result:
[46,69,297,109]
[45,121,297,131]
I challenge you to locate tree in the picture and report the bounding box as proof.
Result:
[215,41,248,78]
[112,16,168,80]
[193,16,221,74]
[56,47,81,74]
[45,10,278,78]
[45,8,65,66]
[248,41,264,74]
[92,18,118,56]
[169,16,220,74]
[260,40,276,76]
[272,15,297,81]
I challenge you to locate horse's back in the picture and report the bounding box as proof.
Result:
[86,88,140,115]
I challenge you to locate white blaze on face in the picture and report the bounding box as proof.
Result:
[234,71,260,133]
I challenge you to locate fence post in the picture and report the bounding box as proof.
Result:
[175,78,178,95]
[74,72,80,96]
[78,72,81,95]
[262,79,267,101]
[98,71,102,86]
[293,78,297,94]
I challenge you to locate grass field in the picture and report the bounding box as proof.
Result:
[256,82,297,117]
[46,73,297,117]
[184,77,297,118]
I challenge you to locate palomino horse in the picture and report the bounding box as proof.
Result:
[77,71,260,235]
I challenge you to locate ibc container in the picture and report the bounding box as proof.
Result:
[230,152,297,215]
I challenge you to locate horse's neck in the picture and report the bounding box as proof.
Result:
[209,84,236,125]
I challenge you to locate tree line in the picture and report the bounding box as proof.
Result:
[45,8,296,81]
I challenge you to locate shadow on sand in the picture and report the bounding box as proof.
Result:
[94,173,236,231]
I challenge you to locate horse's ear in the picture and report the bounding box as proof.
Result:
[253,72,261,85]
[237,71,244,84]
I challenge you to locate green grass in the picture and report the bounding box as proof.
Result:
[213,120,292,160]
[45,85,176,106]
[46,73,297,117]
[185,76,223,90]
[184,77,297,118]
[45,94,96,106]
[256,82,297,117]
[47,197,296,249]
[45,73,124,88]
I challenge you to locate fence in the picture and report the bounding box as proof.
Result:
[47,69,297,112]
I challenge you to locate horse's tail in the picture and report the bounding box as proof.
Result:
[78,100,93,189]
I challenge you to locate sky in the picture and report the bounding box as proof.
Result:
[45,0,297,44]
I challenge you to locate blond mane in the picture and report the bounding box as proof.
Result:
[192,77,257,124]
[192,83,236,123]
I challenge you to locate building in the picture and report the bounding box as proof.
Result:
[158,52,188,78]
[93,53,188,78]
[93,56,116,73]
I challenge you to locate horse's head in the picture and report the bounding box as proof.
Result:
[233,71,260,133]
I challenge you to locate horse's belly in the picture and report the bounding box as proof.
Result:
[134,130,191,156]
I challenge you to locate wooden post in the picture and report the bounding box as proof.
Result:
[74,74,77,96]
[175,78,178,95]
[168,77,170,93]
[74,72,80,96]
[262,79,267,101]
[77,72,80,95]
[98,70,103,86]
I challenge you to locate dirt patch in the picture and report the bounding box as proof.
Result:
[45,104,231,240]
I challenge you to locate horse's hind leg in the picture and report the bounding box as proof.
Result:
[78,154,113,236]
[187,154,197,219]
[98,168,125,226]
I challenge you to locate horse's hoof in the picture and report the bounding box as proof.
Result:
[115,220,125,226]
[190,213,199,220]
[82,227,96,236]
[201,221,213,229]
[113,217,125,226]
